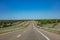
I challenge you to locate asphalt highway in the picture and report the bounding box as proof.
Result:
[0,23,50,40]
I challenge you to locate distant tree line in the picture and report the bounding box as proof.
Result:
[0,20,24,28]
[37,19,60,27]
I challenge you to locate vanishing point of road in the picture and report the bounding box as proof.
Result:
[0,23,50,40]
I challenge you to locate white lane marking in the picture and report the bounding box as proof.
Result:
[33,26,50,40]
[24,31,26,33]
[17,31,26,38]
[17,34,21,38]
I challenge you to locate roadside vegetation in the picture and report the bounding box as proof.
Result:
[37,19,60,34]
[0,20,24,28]
[37,19,60,28]
[0,20,29,34]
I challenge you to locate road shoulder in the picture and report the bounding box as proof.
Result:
[39,28,60,40]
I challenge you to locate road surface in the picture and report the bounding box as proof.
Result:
[0,23,50,40]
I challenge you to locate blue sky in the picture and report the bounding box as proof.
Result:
[0,0,60,20]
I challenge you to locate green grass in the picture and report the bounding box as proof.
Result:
[37,20,60,34]
[37,20,60,28]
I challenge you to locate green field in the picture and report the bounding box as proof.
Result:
[37,19,60,34]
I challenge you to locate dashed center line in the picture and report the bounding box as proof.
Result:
[17,34,21,38]
[24,31,26,33]
[17,31,26,38]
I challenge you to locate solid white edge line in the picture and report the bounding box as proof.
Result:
[33,26,50,40]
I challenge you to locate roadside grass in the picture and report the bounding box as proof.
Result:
[0,22,29,34]
[48,23,58,28]
[40,27,60,34]
[37,20,60,34]
[37,21,60,34]
[37,24,60,34]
